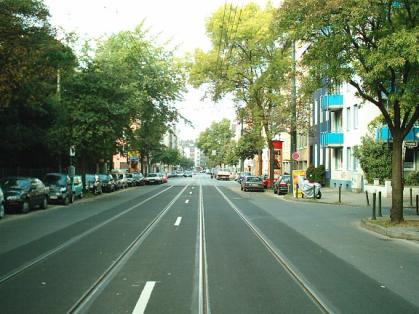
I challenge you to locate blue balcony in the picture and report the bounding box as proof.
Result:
[321,94,344,111]
[376,126,419,142]
[321,132,344,147]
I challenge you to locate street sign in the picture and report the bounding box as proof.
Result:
[292,151,300,161]
[69,145,75,157]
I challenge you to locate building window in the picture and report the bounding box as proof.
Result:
[314,100,318,125]
[333,110,343,132]
[335,148,343,170]
[346,107,351,130]
[404,147,416,170]
[353,104,359,129]
[346,147,352,170]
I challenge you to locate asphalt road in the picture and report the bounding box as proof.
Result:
[0,174,418,314]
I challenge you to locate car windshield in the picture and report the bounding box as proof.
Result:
[44,174,67,186]
[126,174,133,178]
[148,173,158,177]
[246,176,262,182]
[0,178,30,189]
[281,176,291,183]
[86,175,96,182]
[99,174,109,181]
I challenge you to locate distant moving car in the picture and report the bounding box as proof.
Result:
[71,175,84,199]
[84,174,102,194]
[44,173,74,205]
[184,171,192,177]
[168,172,177,178]
[144,173,163,184]
[273,175,291,195]
[240,176,264,192]
[0,186,4,218]
[0,176,49,213]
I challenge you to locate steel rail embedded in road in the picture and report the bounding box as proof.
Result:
[0,186,174,287]
[198,185,210,314]
[68,184,190,314]
[214,185,332,314]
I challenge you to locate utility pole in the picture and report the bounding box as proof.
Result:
[290,41,297,193]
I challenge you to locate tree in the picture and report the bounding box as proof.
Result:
[196,119,236,167]
[190,3,291,179]
[277,0,419,223]
[353,135,392,184]
[236,127,265,161]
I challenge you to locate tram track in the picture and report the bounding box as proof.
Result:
[67,184,190,314]
[0,185,174,287]
[214,185,331,314]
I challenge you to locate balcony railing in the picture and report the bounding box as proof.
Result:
[320,132,344,147]
[376,126,419,142]
[321,94,344,111]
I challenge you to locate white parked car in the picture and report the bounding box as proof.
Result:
[144,173,163,185]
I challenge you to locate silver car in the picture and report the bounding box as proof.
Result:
[144,173,163,185]
[240,176,264,192]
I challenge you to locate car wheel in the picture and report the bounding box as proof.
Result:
[21,200,30,213]
[0,204,4,218]
[63,195,69,205]
[40,196,48,209]
[241,186,243,191]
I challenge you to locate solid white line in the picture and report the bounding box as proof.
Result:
[174,217,182,226]
[185,199,189,204]
[132,281,156,314]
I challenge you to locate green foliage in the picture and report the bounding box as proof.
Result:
[196,119,236,167]
[306,164,326,185]
[404,172,419,186]
[236,128,264,160]
[178,156,194,169]
[353,136,392,184]
[190,3,292,148]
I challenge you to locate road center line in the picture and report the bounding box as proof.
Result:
[132,281,156,314]
[185,199,189,204]
[174,217,182,226]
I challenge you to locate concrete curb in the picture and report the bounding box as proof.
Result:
[360,218,419,241]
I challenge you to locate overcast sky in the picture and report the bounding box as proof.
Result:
[44,0,280,141]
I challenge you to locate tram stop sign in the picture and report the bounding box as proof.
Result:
[292,151,300,161]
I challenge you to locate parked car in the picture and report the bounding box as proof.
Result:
[131,172,145,186]
[0,176,49,213]
[160,173,168,183]
[240,176,264,192]
[0,186,4,218]
[71,175,84,199]
[84,174,102,194]
[273,175,292,195]
[98,174,116,192]
[237,172,252,184]
[43,173,74,205]
[262,174,278,189]
[168,172,177,178]
[144,173,163,184]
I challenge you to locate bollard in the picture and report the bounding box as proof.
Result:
[296,184,299,199]
[410,188,413,207]
[378,191,382,217]
[339,185,342,203]
[365,191,370,206]
[416,195,418,215]
[372,192,376,220]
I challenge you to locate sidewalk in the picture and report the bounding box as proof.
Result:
[282,187,419,241]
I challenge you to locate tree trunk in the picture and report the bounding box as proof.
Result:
[390,132,404,223]
[140,154,145,175]
[258,150,263,176]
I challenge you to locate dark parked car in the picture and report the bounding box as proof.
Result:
[240,176,264,192]
[98,174,115,192]
[131,172,145,186]
[0,176,49,213]
[237,172,252,184]
[273,175,291,195]
[84,174,102,194]
[44,173,74,205]
[0,186,4,218]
